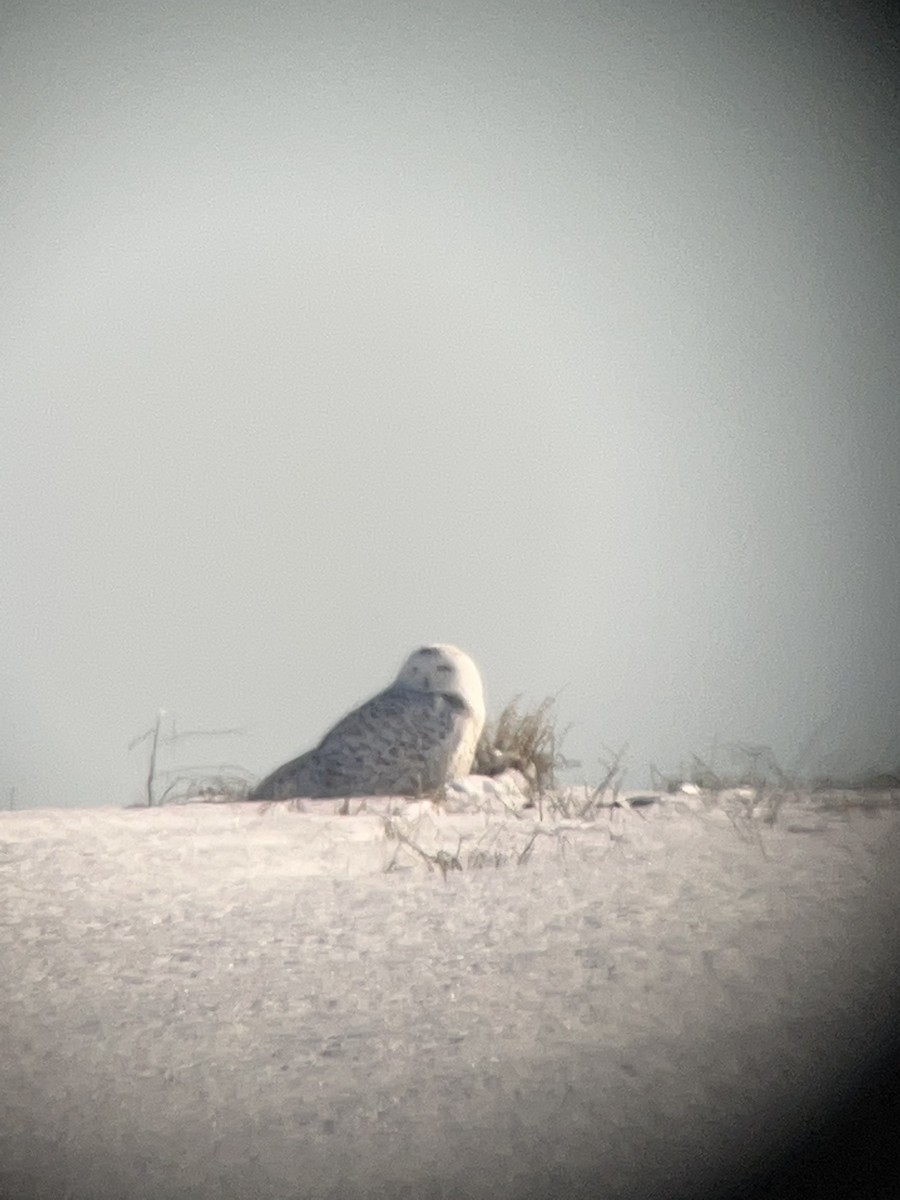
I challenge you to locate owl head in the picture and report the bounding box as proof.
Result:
[395,644,486,726]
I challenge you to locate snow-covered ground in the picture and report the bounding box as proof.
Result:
[2,789,898,1199]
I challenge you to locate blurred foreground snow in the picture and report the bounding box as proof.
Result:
[1,789,898,1199]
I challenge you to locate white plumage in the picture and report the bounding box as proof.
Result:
[250,644,486,801]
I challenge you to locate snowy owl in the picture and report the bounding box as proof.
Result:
[250,644,486,801]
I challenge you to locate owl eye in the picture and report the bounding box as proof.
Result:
[435,664,452,674]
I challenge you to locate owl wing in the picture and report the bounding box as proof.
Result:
[313,685,462,795]
[250,686,466,800]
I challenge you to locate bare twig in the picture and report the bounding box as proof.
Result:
[128,711,251,807]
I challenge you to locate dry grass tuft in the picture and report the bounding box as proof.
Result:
[653,742,794,795]
[472,695,569,793]
[161,772,254,805]
[652,742,900,835]
[810,769,900,792]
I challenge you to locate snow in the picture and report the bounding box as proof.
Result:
[2,790,899,1199]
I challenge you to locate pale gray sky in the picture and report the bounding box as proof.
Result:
[3,1,898,808]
